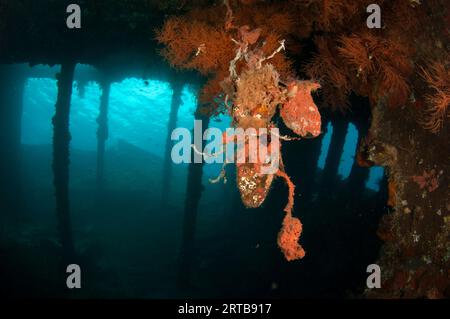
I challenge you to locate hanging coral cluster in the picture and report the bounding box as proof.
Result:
[156,0,449,261]
[223,29,322,261]
[157,0,322,261]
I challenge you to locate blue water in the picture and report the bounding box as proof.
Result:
[338,123,359,179]
[317,121,384,190]
[22,76,196,159]
[203,113,232,180]
[366,166,385,192]
[21,73,384,190]
[317,122,333,169]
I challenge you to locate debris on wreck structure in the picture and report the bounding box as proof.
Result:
[361,99,449,299]
[412,169,441,193]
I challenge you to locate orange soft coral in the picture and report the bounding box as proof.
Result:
[278,214,306,261]
[336,32,413,108]
[337,34,375,84]
[315,0,360,31]
[156,0,301,109]
[305,36,351,110]
[281,81,321,137]
[419,61,450,133]
[156,17,233,76]
[276,169,305,261]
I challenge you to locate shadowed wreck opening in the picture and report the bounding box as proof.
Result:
[0,0,448,300]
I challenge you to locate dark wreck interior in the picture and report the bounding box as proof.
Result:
[0,0,448,299]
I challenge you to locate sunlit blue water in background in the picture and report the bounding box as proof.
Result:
[22,77,196,158]
[316,122,383,191]
[21,73,384,190]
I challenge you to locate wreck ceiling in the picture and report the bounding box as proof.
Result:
[0,0,208,81]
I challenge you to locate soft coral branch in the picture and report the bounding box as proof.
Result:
[276,168,306,261]
[419,60,450,133]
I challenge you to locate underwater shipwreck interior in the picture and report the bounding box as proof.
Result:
[0,0,449,299]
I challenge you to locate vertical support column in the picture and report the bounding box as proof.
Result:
[347,123,371,192]
[319,115,348,199]
[178,113,210,288]
[347,99,372,194]
[52,62,76,259]
[161,81,183,207]
[0,64,25,226]
[96,79,111,193]
[302,116,331,202]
